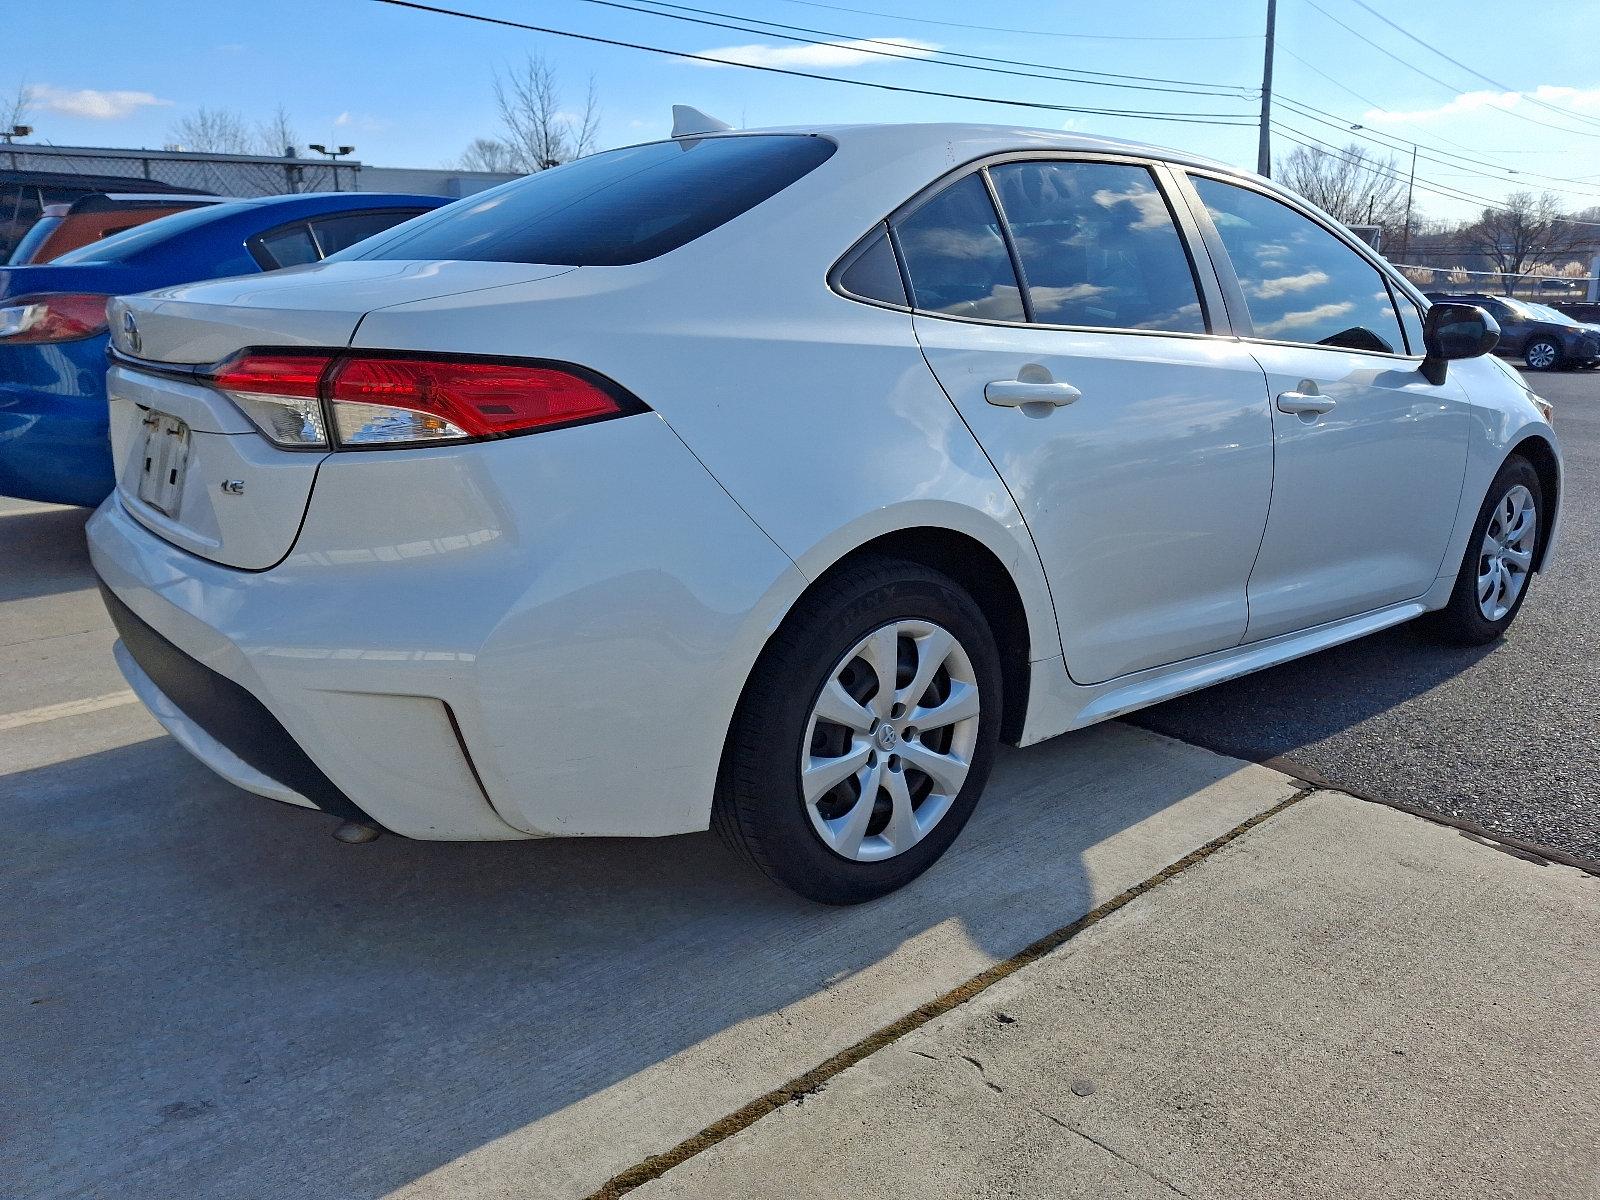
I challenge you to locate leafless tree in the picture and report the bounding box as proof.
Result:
[455,137,520,173]
[1276,142,1407,230]
[492,54,600,171]
[169,107,255,154]
[2,81,31,135]
[255,105,299,158]
[1464,191,1587,294]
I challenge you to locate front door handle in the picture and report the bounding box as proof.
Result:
[985,364,1081,409]
[1276,390,1336,416]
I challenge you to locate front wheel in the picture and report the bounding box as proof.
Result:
[714,558,1003,904]
[1524,339,1562,371]
[1422,455,1542,645]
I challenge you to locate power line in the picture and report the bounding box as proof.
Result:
[1276,96,1600,204]
[369,0,1258,126]
[567,0,1257,97]
[1345,0,1600,134]
[1301,0,1600,141]
[759,0,1263,43]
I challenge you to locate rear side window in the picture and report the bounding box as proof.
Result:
[345,135,836,266]
[989,161,1205,333]
[254,221,319,268]
[311,210,425,256]
[836,227,907,307]
[1191,175,1406,354]
[893,174,1025,322]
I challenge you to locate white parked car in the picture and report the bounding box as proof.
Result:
[89,119,1561,903]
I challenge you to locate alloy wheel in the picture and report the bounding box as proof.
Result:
[800,619,981,862]
[1526,341,1559,370]
[1478,483,1537,621]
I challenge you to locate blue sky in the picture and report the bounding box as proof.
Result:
[12,0,1600,222]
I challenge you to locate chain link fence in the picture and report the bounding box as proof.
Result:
[3,144,360,197]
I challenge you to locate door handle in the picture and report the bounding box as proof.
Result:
[1276,390,1336,416]
[985,364,1082,409]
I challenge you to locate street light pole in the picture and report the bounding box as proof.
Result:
[1257,0,1277,177]
[307,144,356,192]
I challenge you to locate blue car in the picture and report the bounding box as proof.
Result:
[0,192,445,506]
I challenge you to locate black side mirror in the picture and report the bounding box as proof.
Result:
[1421,302,1499,385]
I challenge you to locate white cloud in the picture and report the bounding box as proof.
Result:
[27,84,171,120]
[1364,84,1600,125]
[691,37,938,70]
[332,111,392,132]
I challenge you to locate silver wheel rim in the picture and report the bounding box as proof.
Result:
[1478,484,1537,621]
[800,619,981,863]
[1527,342,1557,369]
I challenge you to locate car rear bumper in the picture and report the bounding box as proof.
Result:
[0,337,115,507]
[86,412,803,840]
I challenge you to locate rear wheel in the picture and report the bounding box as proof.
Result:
[714,558,1003,904]
[1422,455,1542,645]
[1524,339,1562,371]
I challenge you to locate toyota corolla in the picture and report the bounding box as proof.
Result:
[88,118,1561,903]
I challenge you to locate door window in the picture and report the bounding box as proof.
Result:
[893,174,1026,322]
[254,221,319,268]
[1191,175,1406,355]
[988,161,1205,333]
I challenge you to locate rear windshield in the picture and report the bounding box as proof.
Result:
[51,201,258,264]
[341,134,836,267]
[7,215,61,264]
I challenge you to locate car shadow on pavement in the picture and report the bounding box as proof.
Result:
[3,717,1277,1199]
[1131,620,1498,767]
[0,504,94,603]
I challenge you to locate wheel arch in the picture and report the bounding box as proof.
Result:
[1509,433,1561,571]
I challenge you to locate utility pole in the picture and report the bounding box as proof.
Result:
[1257,0,1277,177]
[1400,142,1417,260]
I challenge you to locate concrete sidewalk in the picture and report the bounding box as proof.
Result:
[633,793,1600,1200]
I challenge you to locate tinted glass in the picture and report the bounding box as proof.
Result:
[1193,176,1405,354]
[8,215,61,264]
[346,135,835,267]
[1393,285,1425,355]
[894,174,1025,321]
[311,210,425,256]
[838,228,907,306]
[256,222,319,268]
[989,161,1205,333]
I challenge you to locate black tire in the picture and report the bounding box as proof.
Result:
[1524,338,1563,371]
[713,558,1004,904]
[1421,454,1543,646]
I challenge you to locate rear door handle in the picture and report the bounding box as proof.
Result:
[985,378,1082,408]
[1276,390,1336,416]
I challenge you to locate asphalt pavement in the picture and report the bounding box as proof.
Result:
[1134,368,1600,865]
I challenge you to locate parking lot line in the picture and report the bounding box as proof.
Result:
[0,690,137,732]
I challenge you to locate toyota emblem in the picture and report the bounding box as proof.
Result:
[121,309,141,355]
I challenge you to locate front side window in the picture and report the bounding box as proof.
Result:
[988,161,1206,333]
[342,134,835,267]
[893,174,1025,322]
[1192,175,1406,354]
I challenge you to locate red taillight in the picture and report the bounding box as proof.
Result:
[0,293,113,344]
[211,352,331,400]
[203,351,638,451]
[327,356,625,445]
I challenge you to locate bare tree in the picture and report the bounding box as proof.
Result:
[169,107,255,154]
[2,81,31,135]
[1464,191,1587,295]
[455,137,520,173]
[1276,142,1407,230]
[492,54,600,171]
[255,105,299,158]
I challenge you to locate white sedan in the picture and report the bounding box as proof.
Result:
[89,118,1560,903]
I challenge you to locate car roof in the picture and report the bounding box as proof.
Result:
[712,121,1245,176]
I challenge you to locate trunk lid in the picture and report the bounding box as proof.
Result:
[106,260,575,569]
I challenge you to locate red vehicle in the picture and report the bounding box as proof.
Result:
[7,193,229,264]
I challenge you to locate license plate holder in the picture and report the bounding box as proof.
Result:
[137,412,190,518]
